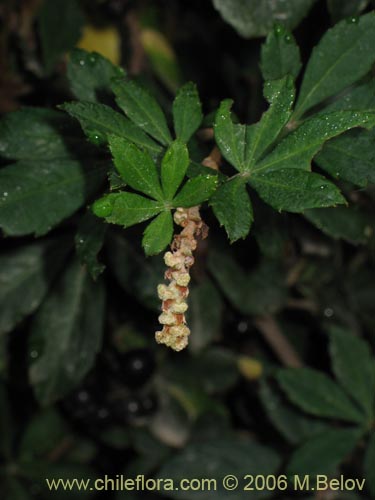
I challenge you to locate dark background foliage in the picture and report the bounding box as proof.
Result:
[0,0,375,499]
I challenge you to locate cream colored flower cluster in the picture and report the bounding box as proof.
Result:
[155,206,207,351]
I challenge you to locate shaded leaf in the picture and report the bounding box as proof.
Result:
[29,259,105,405]
[38,0,84,73]
[0,160,106,236]
[277,367,365,423]
[173,175,218,207]
[93,192,163,228]
[316,128,375,187]
[173,82,203,142]
[259,379,329,445]
[210,177,253,242]
[67,48,125,103]
[0,108,81,161]
[294,12,375,117]
[142,211,173,256]
[304,206,374,244]
[157,435,280,499]
[0,238,71,336]
[75,212,106,279]
[287,428,361,476]
[212,0,316,38]
[109,135,164,200]
[111,79,172,145]
[249,169,345,212]
[61,101,161,153]
[161,141,190,200]
[329,326,375,418]
[260,26,302,81]
[209,250,287,315]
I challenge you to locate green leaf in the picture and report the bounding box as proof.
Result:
[111,78,172,145]
[208,251,287,315]
[109,135,164,200]
[157,435,280,499]
[187,280,223,353]
[142,211,173,256]
[0,160,106,236]
[214,99,246,171]
[210,177,253,242]
[294,12,375,117]
[93,192,163,228]
[277,367,365,423]
[37,0,84,74]
[364,432,375,497]
[260,26,302,81]
[316,128,375,187]
[259,379,329,445]
[67,48,125,103]
[0,238,71,336]
[329,326,375,418]
[287,428,361,476]
[61,101,161,153]
[0,108,80,161]
[253,111,375,174]
[161,141,190,200]
[212,0,317,38]
[249,169,345,212]
[245,77,295,166]
[304,206,374,244]
[29,259,105,405]
[75,212,106,280]
[172,175,218,207]
[173,82,203,142]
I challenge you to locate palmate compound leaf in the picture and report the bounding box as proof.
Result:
[260,25,302,81]
[111,78,172,146]
[294,11,375,118]
[161,140,190,200]
[172,82,203,143]
[108,135,164,201]
[67,48,125,103]
[209,177,253,242]
[142,211,174,256]
[61,101,162,154]
[277,367,366,424]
